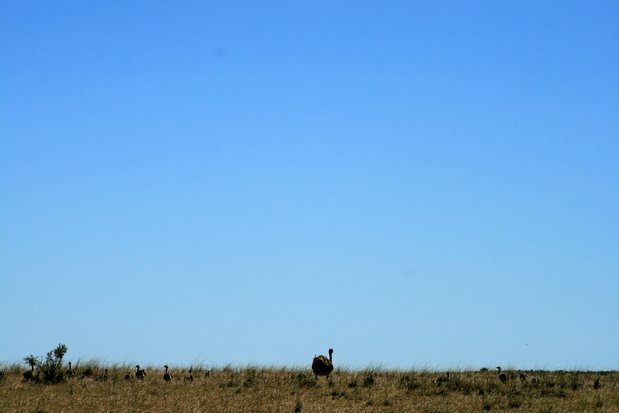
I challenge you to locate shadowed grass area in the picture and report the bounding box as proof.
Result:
[0,364,618,412]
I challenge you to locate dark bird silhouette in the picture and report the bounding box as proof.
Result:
[163,365,173,382]
[594,378,602,390]
[66,361,76,378]
[97,369,108,382]
[23,366,34,382]
[496,366,508,383]
[124,371,132,381]
[435,372,450,386]
[184,368,193,382]
[135,365,146,380]
[312,348,334,379]
[80,366,94,379]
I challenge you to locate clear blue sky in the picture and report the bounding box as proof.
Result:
[1,1,618,370]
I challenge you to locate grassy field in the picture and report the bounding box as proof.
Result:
[1,364,618,412]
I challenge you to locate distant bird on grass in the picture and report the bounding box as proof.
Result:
[496,366,508,383]
[80,367,94,379]
[594,378,602,390]
[312,348,334,379]
[66,361,76,379]
[23,356,38,382]
[184,368,193,382]
[23,367,34,382]
[135,365,146,381]
[435,372,450,386]
[164,365,173,382]
[97,369,108,382]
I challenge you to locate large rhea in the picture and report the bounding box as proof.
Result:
[312,348,334,379]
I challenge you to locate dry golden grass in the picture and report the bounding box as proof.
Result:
[1,365,618,412]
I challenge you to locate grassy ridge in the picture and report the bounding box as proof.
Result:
[1,365,618,412]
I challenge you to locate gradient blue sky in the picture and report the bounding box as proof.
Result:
[2,1,618,370]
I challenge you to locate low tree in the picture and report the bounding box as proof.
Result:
[37,343,68,384]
